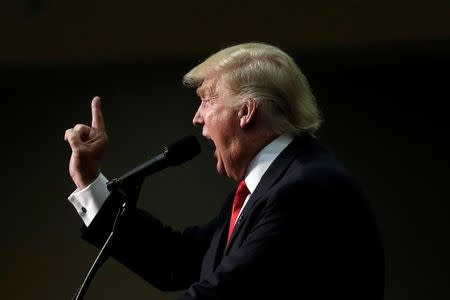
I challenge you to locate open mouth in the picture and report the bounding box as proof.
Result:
[202,137,217,158]
[211,142,218,160]
[205,137,215,148]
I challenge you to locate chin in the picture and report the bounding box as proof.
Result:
[216,163,225,176]
[215,160,227,177]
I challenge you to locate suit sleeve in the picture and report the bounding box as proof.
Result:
[81,190,230,291]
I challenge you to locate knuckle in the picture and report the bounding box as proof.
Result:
[74,123,87,131]
[65,129,74,137]
[67,133,78,142]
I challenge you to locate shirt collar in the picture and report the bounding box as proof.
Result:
[244,133,294,194]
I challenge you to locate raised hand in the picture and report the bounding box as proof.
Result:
[65,96,108,189]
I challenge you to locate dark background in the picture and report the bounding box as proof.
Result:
[1,1,449,299]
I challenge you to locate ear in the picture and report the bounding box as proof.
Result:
[238,99,258,129]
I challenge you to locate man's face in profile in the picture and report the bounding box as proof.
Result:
[192,76,243,180]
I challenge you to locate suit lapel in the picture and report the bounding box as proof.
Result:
[206,192,235,270]
[224,134,313,253]
[211,219,229,269]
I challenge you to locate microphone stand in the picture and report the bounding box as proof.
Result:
[71,135,201,299]
[72,179,143,300]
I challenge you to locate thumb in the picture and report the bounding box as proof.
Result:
[64,128,82,150]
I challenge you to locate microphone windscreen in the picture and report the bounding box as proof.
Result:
[166,135,201,166]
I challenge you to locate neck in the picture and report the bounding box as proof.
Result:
[231,129,278,181]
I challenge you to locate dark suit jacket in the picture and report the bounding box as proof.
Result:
[82,134,385,299]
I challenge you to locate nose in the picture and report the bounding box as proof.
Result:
[192,106,204,127]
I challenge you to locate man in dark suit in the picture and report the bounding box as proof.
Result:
[65,42,384,299]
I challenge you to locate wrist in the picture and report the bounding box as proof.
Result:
[73,172,100,190]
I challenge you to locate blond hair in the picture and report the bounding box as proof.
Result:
[183,42,322,136]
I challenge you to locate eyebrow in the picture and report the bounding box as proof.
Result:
[196,86,205,98]
[196,80,218,99]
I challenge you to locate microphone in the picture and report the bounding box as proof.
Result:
[107,135,201,190]
[74,137,200,300]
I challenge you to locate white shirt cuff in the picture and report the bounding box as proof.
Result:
[68,173,110,227]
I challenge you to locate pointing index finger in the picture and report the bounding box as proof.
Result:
[91,96,105,131]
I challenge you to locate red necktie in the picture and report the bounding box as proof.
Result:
[227,180,250,244]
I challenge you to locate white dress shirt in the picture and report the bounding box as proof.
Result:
[68,134,294,227]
